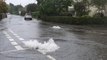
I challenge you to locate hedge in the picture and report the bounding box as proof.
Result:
[40,16,107,25]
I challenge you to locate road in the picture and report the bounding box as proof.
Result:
[0,15,107,60]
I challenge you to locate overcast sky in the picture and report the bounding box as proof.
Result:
[5,0,37,7]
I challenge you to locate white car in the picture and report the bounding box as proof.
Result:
[24,14,32,20]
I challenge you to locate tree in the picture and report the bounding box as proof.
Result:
[37,0,43,5]
[91,0,107,10]
[0,1,8,19]
[8,3,14,14]
[26,3,37,12]
[37,0,73,16]
[74,0,91,17]
[55,0,73,13]
[0,1,8,13]
[74,2,86,16]
[38,0,57,15]
[8,3,23,14]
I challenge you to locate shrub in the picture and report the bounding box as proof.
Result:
[32,11,40,18]
[41,16,107,25]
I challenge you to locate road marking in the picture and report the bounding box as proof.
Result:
[13,34,18,36]
[3,31,7,34]
[19,38,24,41]
[3,31,24,51]
[0,48,29,54]
[7,29,56,60]
[10,31,14,34]
[0,49,20,53]
[11,42,18,45]
[37,50,56,60]
[37,50,46,55]
[7,36,12,39]
[9,29,14,34]
[9,39,14,41]
[47,55,56,60]
[15,46,24,50]
[8,29,25,41]
[16,36,20,38]
[22,41,25,43]
[5,35,10,37]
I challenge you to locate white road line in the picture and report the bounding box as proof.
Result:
[7,37,12,39]
[3,31,11,38]
[19,38,24,41]
[10,31,14,34]
[47,55,56,60]
[37,49,56,60]
[13,34,18,36]
[9,29,14,33]
[8,29,25,41]
[0,48,29,53]
[22,41,25,43]
[15,46,24,50]
[5,35,10,37]
[8,29,17,36]
[3,31,7,34]
[16,36,20,38]
[3,31,25,51]
[4,33,8,35]
[7,30,56,60]
[11,42,18,45]
[9,39,14,41]
[37,50,46,55]
[0,49,19,53]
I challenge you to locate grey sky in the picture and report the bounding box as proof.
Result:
[5,0,37,6]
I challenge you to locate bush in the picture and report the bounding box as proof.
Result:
[40,16,107,25]
[0,14,2,20]
[20,11,26,16]
[94,12,104,17]
[31,11,40,18]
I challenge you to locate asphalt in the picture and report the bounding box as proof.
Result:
[0,15,107,60]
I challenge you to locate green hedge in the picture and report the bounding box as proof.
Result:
[32,11,40,18]
[40,16,107,25]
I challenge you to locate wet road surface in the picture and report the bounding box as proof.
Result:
[0,15,107,60]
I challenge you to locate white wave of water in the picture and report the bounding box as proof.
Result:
[24,38,60,54]
[52,26,61,29]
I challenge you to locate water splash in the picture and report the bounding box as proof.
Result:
[52,26,61,29]
[24,38,60,54]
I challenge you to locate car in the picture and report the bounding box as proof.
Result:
[24,14,32,20]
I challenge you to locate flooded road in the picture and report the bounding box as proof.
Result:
[0,15,107,60]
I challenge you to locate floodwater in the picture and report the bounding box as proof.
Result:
[0,15,107,60]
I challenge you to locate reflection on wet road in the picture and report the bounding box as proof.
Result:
[0,15,107,60]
